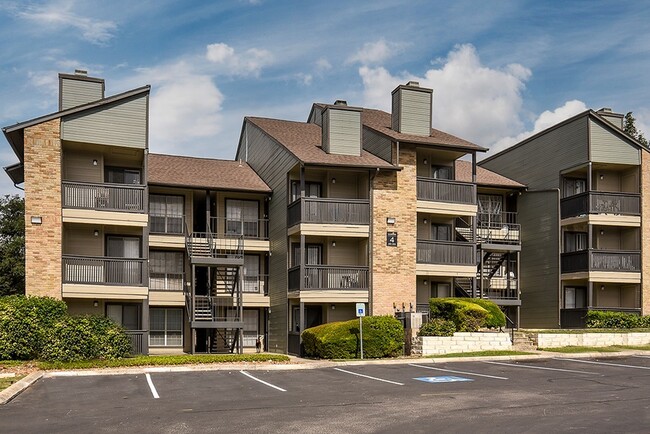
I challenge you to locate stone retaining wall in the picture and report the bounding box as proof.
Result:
[420,332,512,356]
[536,332,650,348]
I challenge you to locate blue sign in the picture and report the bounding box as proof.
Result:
[356,302,366,317]
[414,376,473,383]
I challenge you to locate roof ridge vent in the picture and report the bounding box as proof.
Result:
[74,69,88,76]
[334,100,347,106]
[406,80,420,87]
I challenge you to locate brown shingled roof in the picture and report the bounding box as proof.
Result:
[148,154,271,192]
[361,108,487,152]
[246,117,396,169]
[455,160,525,189]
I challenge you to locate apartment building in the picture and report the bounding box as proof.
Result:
[480,108,650,328]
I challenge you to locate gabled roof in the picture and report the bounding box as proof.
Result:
[455,160,525,189]
[148,153,271,193]
[360,108,487,152]
[245,117,396,169]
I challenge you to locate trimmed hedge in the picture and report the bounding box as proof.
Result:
[469,298,506,329]
[586,310,650,329]
[418,318,455,337]
[302,316,404,359]
[0,296,67,360]
[428,298,489,332]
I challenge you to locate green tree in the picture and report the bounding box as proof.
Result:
[0,195,25,295]
[623,112,648,146]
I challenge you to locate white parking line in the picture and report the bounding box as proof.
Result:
[145,373,159,399]
[240,370,286,392]
[483,361,599,375]
[557,358,650,370]
[333,368,405,385]
[409,364,508,380]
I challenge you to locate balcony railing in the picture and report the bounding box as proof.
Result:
[287,198,370,227]
[416,240,475,266]
[149,272,184,291]
[481,277,519,300]
[210,217,269,240]
[125,330,149,355]
[477,212,520,244]
[288,265,369,291]
[560,191,640,219]
[62,255,147,286]
[561,250,641,274]
[243,274,269,294]
[416,177,477,205]
[62,181,145,213]
[150,214,185,234]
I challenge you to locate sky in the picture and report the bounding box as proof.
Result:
[1,0,650,196]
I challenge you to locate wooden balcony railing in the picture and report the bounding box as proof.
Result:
[416,240,475,266]
[62,255,147,286]
[62,181,145,213]
[560,191,640,219]
[416,177,477,205]
[287,265,369,291]
[561,250,641,274]
[287,198,370,227]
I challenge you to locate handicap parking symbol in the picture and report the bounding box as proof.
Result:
[414,376,473,383]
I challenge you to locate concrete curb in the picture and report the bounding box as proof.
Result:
[0,372,43,405]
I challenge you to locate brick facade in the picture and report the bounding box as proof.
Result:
[370,144,417,315]
[23,119,62,298]
[642,151,650,315]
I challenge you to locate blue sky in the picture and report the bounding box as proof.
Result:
[1,0,649,195]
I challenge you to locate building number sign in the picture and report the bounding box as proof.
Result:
[387,232,398,247]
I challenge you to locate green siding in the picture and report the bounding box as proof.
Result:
[60,78,103,110]
[480,116,589,190]
[363,127,392,163]
[398,88,431,136]
[237,122,298,353]
[62,94,148,149]
[518,190,561,328]
[590,119,640,165]
[323,108,361,156]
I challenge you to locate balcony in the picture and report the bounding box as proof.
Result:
[416,240,475,266]
[416,177,476,205]
[481,277,519,300]
[62,181,146,213]
[561,250,641,274]
[477,212,520,244]
[243,274,269,295]
[288,265,369,291]
[62,255,147,286]
[287,198,370,227]
[560,191,640,219]
[125,330,149,355]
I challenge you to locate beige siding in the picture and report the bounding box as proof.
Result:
[362,127,392,163]
[62,94,148,149]
[308,106,323,127]
[398,88,431,136]
[62,150,103,182]
[61,78,104,110]
[322,108,361,156]
[63,225,103,256]
[590,119,640,165]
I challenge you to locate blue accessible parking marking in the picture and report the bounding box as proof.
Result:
[414,376,473,383]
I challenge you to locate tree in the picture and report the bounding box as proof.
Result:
[623,112,648,146]
[0,195,25,296]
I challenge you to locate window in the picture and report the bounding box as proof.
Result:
[150,308,183,346]
[478,194,503,224]
[431,224,451,241]
[150,251,184,291]
[150,195,184,234]
[431,165,452,180]
[431,282,451,298]
[243,255,260,293]
[107,304,140,330]
[290,181,322,202]
[564,232,588,253]
[105,167,141,184]
[563,178,586,198]
[106,236,142,285]
[242,310,259,347]
[564,287,587,309]
[291,244,322,267]
[226,199,260,238]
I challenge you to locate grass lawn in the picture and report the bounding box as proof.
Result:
[0,375,25,391]
[432,350,535,358]
[521,328,650,334]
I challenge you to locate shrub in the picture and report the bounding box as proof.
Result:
[585,311,646,329]
[428,298,489,332]
[41,315,131,362]
[0,296,67,360]
[469,298,506,329]
[302,316,404,359]
[418,318,455,337]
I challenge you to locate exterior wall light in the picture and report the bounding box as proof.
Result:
[331,241,336,247]
[331,178,336,184]
[423,159,428,165]
[93,230,100,237]
[423,280,428,285]
[93,300,99,308]
[386,217,396,225]
[92,159,98,166]
[423,218,428,224]
[30,216,42,225]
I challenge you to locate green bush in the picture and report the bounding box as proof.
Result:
[418,318,455,337]
[469,298,506,329]
[428,298,489,332]
[585,311,647,329]
[0,296,67,360]
[302,316,404,359]
[41,316,131,362]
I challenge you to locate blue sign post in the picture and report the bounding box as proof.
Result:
[356,303,365,359]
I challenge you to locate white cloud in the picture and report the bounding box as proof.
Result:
[358,44,532,147]
[488,100,588,157]
[15,2,117,45]
[347,38,401,65]
[206,43,273,76]
[314,58,332,74]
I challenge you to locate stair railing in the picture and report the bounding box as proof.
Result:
[504,312,517,343]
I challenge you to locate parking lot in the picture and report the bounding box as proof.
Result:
[2,355,650,433]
